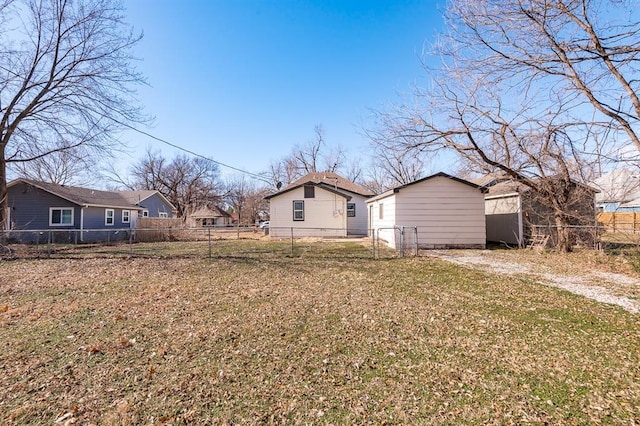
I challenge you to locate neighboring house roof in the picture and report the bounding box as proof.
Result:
[482,176,599,198]
[265,171,374,200]
[120,190,177,213]
[190,205,231,219]
[367,172,487,203]
[591,168,640,203]
[8,178,175,211]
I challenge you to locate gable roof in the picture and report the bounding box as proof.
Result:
[189,205,232,219]
[483,176,599,198]
[366,172,486,203]
[8,179,174,210]
[591,168,640,203]
[265,171,374,200]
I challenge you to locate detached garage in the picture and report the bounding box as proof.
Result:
[366,172,487,249]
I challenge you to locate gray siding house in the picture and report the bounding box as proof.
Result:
[6,179,176,242]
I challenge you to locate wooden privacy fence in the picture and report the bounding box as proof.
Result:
[598,212,640,233]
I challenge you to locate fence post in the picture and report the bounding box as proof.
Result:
[371,229,375,259]
[47,230,52,257]
[129,230,133,256]
[290,227,294,256]
[414,227,418,256]
[208,227,212,259]
[400,226,405,258]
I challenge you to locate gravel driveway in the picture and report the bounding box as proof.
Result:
[427,250,640,314]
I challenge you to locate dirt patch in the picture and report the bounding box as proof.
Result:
[427,249,640,314]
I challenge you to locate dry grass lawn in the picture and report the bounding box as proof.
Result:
[1,241,639,424]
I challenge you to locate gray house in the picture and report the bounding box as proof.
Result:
[6,179,176,242]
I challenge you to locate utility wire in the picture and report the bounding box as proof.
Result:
[116,120,274,185]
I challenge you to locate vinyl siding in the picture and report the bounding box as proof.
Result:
[268,186,348,237]
[345,194,370,235]
[367,176,486,249]
[367,195,398,247]
[395,176,485,247]
[139,194,174,218]
[8,182,79,229]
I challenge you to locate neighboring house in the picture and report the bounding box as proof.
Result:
[483,178,598,247]
[119,190,176,218]
[187,206,232,227]
[366,172,487,249]
[591,168,640,212]
[265,171,374,238]
[6,179,176,242]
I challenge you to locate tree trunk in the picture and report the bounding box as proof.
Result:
[0,148,7,244]
[554,212,573,253]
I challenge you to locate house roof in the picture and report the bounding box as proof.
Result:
[265,171,374,200]
[591,168,640,203]
[483,176,599,198]
[189,205,231,219]
[8,178,173,210]
[366,172,486,203]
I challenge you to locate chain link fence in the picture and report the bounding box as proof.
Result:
[0,227,408,261]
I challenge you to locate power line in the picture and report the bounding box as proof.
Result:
[118,120,274,185]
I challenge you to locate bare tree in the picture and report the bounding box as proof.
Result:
[368,0,639,252]
[266,125,362,187]
[225,174,269,225]
[0,0,146,231]
[14,145,95,185]
[440,0,640,153]
[131,150,220,219]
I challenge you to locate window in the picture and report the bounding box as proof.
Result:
[304,185,315,198]
[122,210,130,223]
[50,207,73,226]
[105,209,114,226]
[293,200,304,221]
[159,212,169,218]
[142,210,149,217]
[347,203,356,217]
[379,203,384,220]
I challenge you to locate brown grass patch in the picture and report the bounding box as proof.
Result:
[1,242,639,424]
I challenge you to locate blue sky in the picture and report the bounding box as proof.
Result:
[120,0,447,181]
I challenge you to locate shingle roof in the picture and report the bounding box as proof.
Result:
[190,205,231,218]
[9,179,155,209]
[266,171,374,199]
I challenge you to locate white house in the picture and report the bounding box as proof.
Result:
[265,172,374,238]
[366,172,487,249]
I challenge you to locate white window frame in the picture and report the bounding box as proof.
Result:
[49,207,74,226]
[158,212,169,218]
[142,210,149,217]
[122,210,130,223]
[293,200,304,221]
[105,209,115,226]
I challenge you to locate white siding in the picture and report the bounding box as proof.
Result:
[367,176,486,249]
[346,194,369,235]
[269,186,348,238]
[367,194,398,248]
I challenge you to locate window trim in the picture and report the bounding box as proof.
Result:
[293,200,304,221]
[49,207,74,226]
[347,202,356,217]
[105,208,115,226]
[122,210,130,224]
[158,212,169,218]
[379,203,384,220]
[142,210,149,217]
